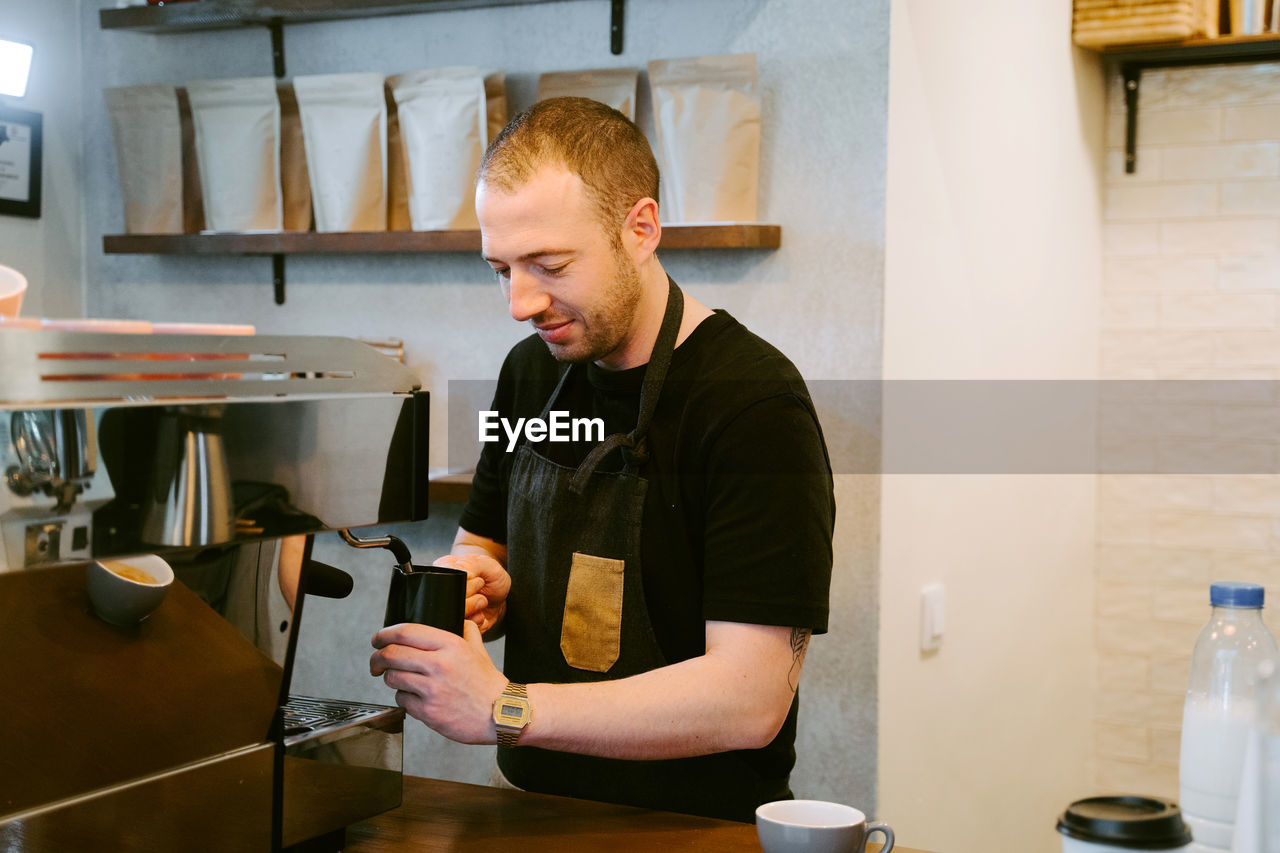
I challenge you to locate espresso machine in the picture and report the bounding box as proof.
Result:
[0,329,430,851]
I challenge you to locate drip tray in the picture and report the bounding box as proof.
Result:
[282,695,400,747]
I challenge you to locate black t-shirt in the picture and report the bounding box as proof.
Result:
[460,308,835,665]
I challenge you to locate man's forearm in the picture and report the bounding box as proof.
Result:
[451,527,508,566]
[516,622,806,760]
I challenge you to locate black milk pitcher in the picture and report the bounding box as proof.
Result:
[384,564,466,635]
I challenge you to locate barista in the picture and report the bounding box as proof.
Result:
[369,97,835,822]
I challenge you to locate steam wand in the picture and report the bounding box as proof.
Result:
[338,528,415,573]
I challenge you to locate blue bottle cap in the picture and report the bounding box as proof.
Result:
[1210,582,1265,608]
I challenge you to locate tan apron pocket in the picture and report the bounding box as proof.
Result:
[560,552,624,673]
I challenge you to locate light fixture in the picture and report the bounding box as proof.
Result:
[0,38,34,99]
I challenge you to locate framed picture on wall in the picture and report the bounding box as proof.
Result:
[0,105,42,219]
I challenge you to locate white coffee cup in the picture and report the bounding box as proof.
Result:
[87,554,174,625]
[756,799,894,853]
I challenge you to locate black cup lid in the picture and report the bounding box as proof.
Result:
[1056,796,1192,850]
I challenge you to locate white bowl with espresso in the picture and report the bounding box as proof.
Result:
[87,555,174,625]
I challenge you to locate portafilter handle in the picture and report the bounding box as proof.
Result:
[338,528,414,572]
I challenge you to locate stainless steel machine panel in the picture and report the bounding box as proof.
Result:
[0,744,275,852]
[0,330,430,851]
[1,332,429,571]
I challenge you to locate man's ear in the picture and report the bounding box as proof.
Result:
[621,197,661,264]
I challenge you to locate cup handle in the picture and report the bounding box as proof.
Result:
[864,821,894,853]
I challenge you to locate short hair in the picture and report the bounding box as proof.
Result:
[478,97,660,238]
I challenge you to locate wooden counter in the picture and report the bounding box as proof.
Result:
[345,776,930,852]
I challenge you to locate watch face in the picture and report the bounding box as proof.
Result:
[493,695,530,727]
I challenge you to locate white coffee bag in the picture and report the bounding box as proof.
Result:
[186,76,283,232]
[647,54,761,223]
[537,68,637,120]
[293,72,387,232]
[389,67,498,231]
[104,85,184,234]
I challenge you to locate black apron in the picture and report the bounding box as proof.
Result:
[498,278,789,822]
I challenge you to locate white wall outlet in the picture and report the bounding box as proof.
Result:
[920,582,945,652]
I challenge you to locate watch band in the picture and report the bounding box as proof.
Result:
[495,682,529,747]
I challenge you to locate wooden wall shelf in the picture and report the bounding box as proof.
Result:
[99,0,625,61]
[100,0,574,33]
[102,225,782,256]
[1100,32,1280,63]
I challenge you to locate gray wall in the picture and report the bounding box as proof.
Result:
[79,0,890,810]
[0,0,84,318]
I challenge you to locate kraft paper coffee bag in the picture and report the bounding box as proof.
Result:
[186,76,283,231]
[293,72,387,232]
[386,85,411,231]
[176,88,205,234]
[277,82,312,231]
[538,67,637,120]
[647,54,760,223]
[389,67,501,230]
[486,71,508,148]
[104,85,184,234]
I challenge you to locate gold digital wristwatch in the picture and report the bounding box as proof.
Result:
[492,682,532,747]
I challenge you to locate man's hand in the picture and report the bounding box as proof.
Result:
[433,552,509,634]
[370,620,508,744]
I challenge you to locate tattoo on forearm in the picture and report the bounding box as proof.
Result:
[787,628,811,693]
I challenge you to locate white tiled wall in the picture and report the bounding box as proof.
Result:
[1099,61,1280,796]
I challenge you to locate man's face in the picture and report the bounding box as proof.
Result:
[477,165,642,367]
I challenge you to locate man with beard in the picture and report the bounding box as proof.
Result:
[369,97,834,822]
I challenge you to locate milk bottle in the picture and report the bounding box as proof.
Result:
[1179,583,1279,853]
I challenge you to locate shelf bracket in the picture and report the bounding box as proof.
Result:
[1109,40,1280,175]
[610,0,624,55]
[273,254,286,305]
[269,18,285,78]
[1122,64,1140,175]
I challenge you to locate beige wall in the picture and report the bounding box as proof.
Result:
[880,2,1105,851]
[1096,60,1280,797]
[0,0,83,317]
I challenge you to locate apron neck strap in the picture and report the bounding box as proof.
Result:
[569,277,684,494]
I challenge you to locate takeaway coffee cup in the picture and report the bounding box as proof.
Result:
[756,800,893,853]
[1056,795,1192,853]
[384,564,466,635]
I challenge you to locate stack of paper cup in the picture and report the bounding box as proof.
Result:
[0,265,26,318]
